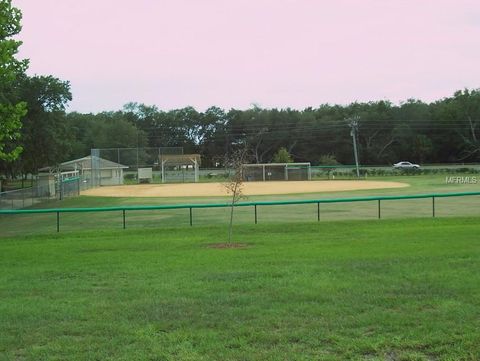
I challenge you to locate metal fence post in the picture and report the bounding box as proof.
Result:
[432,196,435,217]
[378,200,381,219]
[317,202,320,221]
[56,211,60,232]
[189,207,193,226]
[254,205,257,224]
[123,209,126,229]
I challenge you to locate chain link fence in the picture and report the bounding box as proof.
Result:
[90,147,185,185]
[0,177,80,210]
[1,191,480,236]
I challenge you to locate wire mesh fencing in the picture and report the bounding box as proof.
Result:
[0,186,51,210]
[1,191,480,237]
[0,177,81,210]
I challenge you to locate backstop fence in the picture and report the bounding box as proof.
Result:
[90,147,185,186]
[1,191,479,235]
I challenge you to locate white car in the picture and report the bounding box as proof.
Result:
[393,161,420,170]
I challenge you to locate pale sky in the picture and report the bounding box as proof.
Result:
[13,0,480,113]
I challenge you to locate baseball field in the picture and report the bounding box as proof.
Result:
[81,180,409,197]
[1,175,480,360]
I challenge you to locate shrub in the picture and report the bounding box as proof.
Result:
[319,154,340,166]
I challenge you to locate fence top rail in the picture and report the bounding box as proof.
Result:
[1,191,480,215]
[61,176,81,184]
[0,187,34,196]
[243,162,311,167]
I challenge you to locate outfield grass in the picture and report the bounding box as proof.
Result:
[1,218,479,360]
[2,175,480,238]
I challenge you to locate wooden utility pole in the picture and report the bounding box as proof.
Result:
[349,116,360,178]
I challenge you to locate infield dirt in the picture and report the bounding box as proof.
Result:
[81,180,409,198]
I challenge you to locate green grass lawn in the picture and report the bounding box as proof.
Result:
[1,218,479,360]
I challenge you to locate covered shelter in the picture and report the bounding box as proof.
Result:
[159,154,201,183]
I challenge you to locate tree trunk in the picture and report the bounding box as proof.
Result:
[228,182,238,243]
[468,116,477,142]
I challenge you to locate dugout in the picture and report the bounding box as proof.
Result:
[242,163,311,181]
[160,154,201,183]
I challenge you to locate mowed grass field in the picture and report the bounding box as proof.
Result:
[1,218,480,360]
[1,175,480,238]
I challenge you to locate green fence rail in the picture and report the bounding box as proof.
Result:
[1,191,480,233]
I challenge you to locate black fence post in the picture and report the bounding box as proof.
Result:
[189,207,193,226]
[432,196,435,218]
[254,205,257,224]
[123,209,126,229]
[56,211,60,232]
[317,202,320,221]
[378,200,381,219]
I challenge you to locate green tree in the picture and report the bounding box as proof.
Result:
[272,147,293,163]
[0,0,28,161]
[224,148,248,244]
[318,154,339,165]
[412,135,433,164]
[65,111,148,167]
[199,106,229,167]
[433,89,480,161]
[15,75,72,174]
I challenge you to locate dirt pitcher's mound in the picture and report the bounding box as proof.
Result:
[81,180,408,198]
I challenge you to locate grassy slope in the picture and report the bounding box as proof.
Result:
[1,218,480,360]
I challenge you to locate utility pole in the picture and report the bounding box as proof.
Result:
[348,116,360,178]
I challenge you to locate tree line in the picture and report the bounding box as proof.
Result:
[4,88,480,176]
[1,0,480,181]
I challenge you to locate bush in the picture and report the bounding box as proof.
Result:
[272,147,293,163]
[124,173,136,180]
[319,154,340,166]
